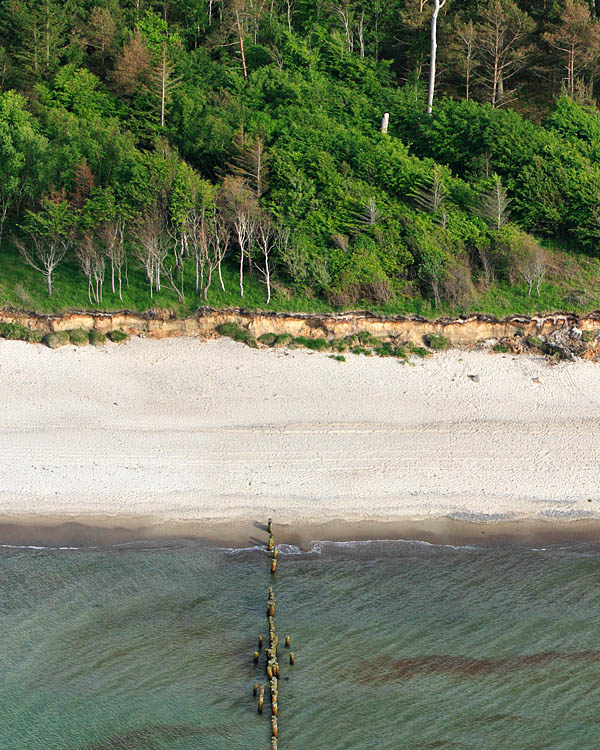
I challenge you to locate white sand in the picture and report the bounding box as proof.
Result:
[1,336,599,528]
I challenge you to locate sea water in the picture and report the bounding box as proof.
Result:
[1,538,599,749]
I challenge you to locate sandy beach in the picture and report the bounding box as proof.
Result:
[1,336,600,545]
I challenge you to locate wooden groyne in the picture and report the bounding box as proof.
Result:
[252,518,294,748]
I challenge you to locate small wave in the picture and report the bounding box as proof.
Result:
[308,538,478,552]
[276,543,302,555]
[220,544,268,554]
[0,543,83,550]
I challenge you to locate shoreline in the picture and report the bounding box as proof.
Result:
[3,514,600,548]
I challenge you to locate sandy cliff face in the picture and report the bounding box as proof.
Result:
[1,306,600,349]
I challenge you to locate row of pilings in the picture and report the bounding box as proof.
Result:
[252,518,294,748]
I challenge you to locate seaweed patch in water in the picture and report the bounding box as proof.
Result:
[86,724,231,749]
[357,651,600,681]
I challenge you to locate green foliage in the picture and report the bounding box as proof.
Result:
[329,354,346,362]
[492,343,510,353]
[43,331,70,348]
[423,333,452,350]
[407,343,429,358]
[107,330,129,343]
[525,335,543,349]
[257,332,278,346]
[0,321,44,342]
[89,329,107,346]
[273,334,294,347]
[2,2,600,319]
[69,328,90,345]
[215,322,257,347]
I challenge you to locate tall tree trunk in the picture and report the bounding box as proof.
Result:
[235,11,248,79]
[160,44,166,127]
[427,0,445,115]
[239,246,244,296]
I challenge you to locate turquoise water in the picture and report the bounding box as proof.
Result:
[1,538,600,748]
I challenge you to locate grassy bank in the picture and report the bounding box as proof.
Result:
[1,241,600,320]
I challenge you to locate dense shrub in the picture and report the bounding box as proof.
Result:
[89,330,107,346]
[69,328,90,346]
[107,330,129,343]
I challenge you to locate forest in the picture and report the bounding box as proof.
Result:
[2,0,600,317]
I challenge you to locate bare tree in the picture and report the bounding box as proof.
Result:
[227,131,269,198]
[97,216,126,301]
[219,176,257,297]
[15,233,70,296]
[146,41,182,127]
[14,200,73,296]
[427,0,447,115]
[475,0,533,108]
[203,209,230,300]
[354,197,382,227]
[113,29,151,96]
[516,239,547,296]
[133,208,169,300]
[255,213,275,304]
[334,3,354,54]
[86,6,117,72]
[476,173,511,230]
[543,0,600,97]
[457,20,478,100]
[76,233,105,303]
[413,165,451,227]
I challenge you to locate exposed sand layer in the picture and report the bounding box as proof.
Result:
[1,337,600,544]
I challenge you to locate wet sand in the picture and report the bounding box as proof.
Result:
[3,515,600,549]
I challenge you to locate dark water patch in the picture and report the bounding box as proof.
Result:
[358,651,600,681]
[86,724,230,749]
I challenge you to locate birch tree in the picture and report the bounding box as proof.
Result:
[203,209,230,300]
[220,175,257,297]
[255,213,275,304]
[15,196,73,296]
[133,207,169,300]
[76,233,105,303]
[98,216,126,301]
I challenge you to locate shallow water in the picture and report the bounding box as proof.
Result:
[1,538,599,748]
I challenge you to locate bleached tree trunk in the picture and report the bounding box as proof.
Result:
[426,0,446,116]
[235,10,248,79]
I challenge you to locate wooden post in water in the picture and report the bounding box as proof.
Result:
[249,519,296,746]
